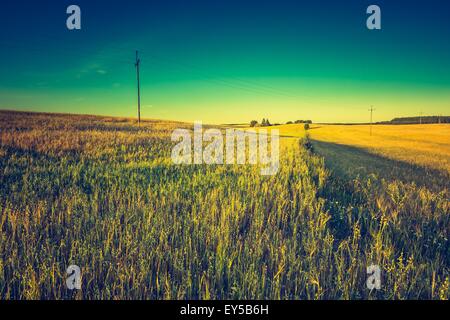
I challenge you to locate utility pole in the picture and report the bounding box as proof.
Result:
[135,50,141,126]
[419,111,423,125]
[369,106,375,136]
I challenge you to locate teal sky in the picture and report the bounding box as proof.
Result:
[0,0,449,123]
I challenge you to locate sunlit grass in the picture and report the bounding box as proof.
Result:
[306,124,450,174]
[0,111,448,300]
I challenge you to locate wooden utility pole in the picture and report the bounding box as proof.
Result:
[135,50,141,126]
[419,111,423,125]
[369,106,375,136]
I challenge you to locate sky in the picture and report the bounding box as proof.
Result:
[0,0,449,124]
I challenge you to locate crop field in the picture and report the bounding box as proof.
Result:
[308,124,450,175]
[0,111,448,300]
[272,123,450,192]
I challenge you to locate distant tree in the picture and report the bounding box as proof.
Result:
[261,118,266,126]
[390,116,450,124]
[250,120,258,127]
[286,121,293,124]
[304,123,310,130]
[294,120,312,124]
[266,119,271,126]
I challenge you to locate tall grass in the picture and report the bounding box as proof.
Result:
[0,111,448,299]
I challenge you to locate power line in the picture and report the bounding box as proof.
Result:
[1,40,307,100]
[139,51,303,100]
[1,38,336,106]
[1,37,326,102]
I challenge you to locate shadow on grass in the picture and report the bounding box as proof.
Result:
[311,139,449,193]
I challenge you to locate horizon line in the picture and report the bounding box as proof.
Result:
[0,108,448,126]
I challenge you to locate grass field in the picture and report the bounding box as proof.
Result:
[271,123,450,192]
[0,111,448,300]
[309,124,450,175]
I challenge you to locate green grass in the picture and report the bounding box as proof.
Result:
[0,111,448,300]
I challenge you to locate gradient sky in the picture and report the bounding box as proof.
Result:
[0,0,449,123]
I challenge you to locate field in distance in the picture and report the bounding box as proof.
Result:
[270,123,450,173]
[0,111,448,300]
[308,124,450,175]
[267,123,450,191]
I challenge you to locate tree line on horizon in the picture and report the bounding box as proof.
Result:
[382,116,450,124]
[249,116,450,127]
[250,119,313,127]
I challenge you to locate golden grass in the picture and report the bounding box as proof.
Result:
[306,124,450,174]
